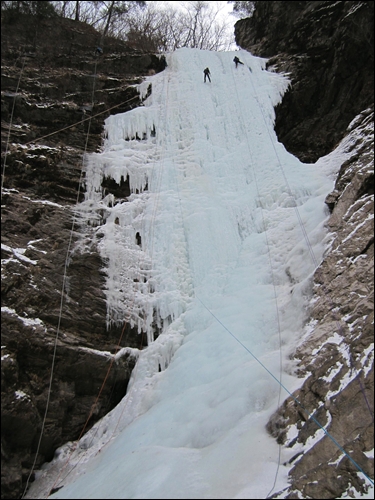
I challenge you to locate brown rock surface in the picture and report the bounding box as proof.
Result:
[235,1,374,163]
[1,13,164,499]
[1,3,373,499]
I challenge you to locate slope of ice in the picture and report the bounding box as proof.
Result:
[25,47,354,500]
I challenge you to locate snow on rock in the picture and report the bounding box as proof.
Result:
[25,47,353,500]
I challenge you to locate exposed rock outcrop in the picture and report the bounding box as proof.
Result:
[1,3,373,499]
[1,14,164,499]
[235,1,373,498]
[235,1,374,163]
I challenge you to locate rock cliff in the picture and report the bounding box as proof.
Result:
[235,1,373,498]
[1,2,373,498]
[1,13,165,499]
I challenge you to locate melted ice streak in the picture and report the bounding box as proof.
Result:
[38,47,348,500]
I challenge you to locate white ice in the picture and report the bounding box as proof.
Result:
[25,48,373,499]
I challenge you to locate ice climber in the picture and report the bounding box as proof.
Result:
[233,56,244,68]
[204,67,211,83]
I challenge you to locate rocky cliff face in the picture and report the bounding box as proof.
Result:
[1,14,165,499]
[1,3,373,499]
[235,1,373,498]
[235,0,374,163]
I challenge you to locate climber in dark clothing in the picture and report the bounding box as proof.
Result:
[233,56,244,68]
[204,67,211,83]
[95,46,103,56]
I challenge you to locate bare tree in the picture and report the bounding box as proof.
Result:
[52,1,101,23]
[49,1,234,51]
[2,0,57,16]
[124,2,183,51]
[99,1,145,37]
[51,1,145,36]
[124,1,234,52]
[74,0,79,20]
[179,1,219,50]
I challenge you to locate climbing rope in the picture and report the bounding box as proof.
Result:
[22,44,102,500]
[1,54,26,200]
[166,51,373,495]
[227,55,374,492]
[197,297,374,487]
[2,33,158,500]
[19,50,373,498]
[44,60,173,497]
[244,58,374,421]
[227,56,284,497]
[98,66,175,443]
[101,67,174,443]
[22,94,140,147]
[4,43,147,500]
[153,51,285,498]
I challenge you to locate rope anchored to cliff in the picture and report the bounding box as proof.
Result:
[21,37,104,500]
[229,55,374,493]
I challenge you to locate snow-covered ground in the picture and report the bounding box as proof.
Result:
[25,48,373,499]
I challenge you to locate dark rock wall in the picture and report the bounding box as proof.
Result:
[235,1,374,162]
[1,4,373,499]
[1,14,163,499]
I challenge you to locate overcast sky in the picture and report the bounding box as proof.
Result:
[151,0,239,50]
